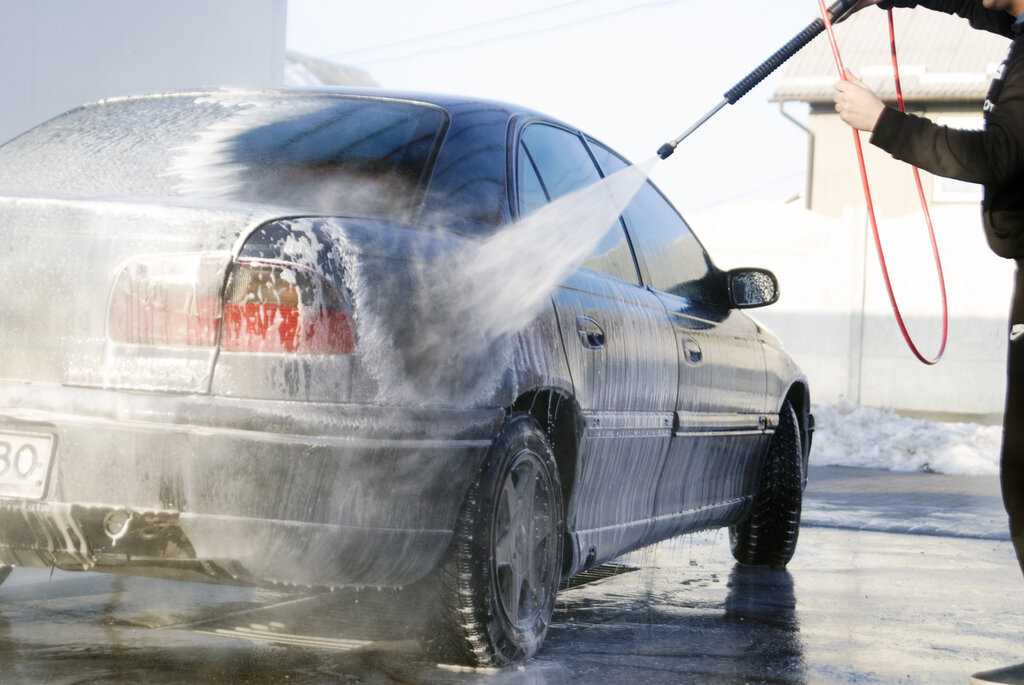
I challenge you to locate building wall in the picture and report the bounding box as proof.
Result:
[809,107,931,217]
[699,203,1014,418]
[808,104,984,218]
[794,99,1011,413]
[0,0,287,144]
[704,102,1014,418]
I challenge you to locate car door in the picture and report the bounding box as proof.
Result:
[587,141,770,543]
[515,123,677,570]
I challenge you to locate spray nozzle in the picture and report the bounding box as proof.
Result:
[657,143,676,160]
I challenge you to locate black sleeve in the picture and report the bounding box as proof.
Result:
[878,0,1015,37]
[870,73,1024,185]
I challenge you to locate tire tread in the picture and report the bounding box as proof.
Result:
[730,403,804,569]
[423,414,563,666]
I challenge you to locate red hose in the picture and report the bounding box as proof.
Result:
[816,2,949,366]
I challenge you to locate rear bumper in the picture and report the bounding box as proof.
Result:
[0,383,502,588]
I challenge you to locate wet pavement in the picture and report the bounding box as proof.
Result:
[802,465,1009,540]
[0,466,1020,684]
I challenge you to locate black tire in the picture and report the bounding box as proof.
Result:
[422,414,565,666]
[0,566,9,587]
[729,402,804,569]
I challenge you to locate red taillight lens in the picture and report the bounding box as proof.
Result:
[220,260,356,355]
[109,253,229,348]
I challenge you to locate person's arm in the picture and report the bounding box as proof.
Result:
[870,76,1024,185]
[878,0,1015,37]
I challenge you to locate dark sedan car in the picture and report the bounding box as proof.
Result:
[0,88,812,666]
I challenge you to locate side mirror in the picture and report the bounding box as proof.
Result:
[727,268,779,309]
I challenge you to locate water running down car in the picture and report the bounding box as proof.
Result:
[0,88,812,665]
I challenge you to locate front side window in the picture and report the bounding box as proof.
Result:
[518,125,639,285]
[589,140,719,304]
[624,182,720,304]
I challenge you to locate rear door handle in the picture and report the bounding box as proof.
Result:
[682,336,703,366]
[576,316,606,350]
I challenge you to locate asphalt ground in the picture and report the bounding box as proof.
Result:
[0,466,1019,685]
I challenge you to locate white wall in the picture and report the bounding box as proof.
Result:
[695,105,1011,418]
[696,203,1015,417]
[0,0,287,143]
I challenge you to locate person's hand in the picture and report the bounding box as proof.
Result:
[836,0,885,22]
[834,73,886,132]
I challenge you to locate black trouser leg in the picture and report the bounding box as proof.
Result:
[1002,267,1024,577]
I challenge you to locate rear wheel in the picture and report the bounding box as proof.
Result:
[423,414,564,666]
[730,402,804,569]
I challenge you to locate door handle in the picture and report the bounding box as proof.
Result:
[575,316,606,350]
[682,336,703,366]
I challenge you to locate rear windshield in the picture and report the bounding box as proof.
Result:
[0,93,448,223]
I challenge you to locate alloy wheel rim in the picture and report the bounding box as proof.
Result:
[492,448,558,632]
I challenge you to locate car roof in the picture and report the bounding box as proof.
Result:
[83,86,574,131]
[16,87,610,235]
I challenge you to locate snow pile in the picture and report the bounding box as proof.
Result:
[811,403,1002,476]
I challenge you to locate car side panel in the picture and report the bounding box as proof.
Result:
[645,303,770,544]
[761,328,811,481]
[553,270,677,572]
[763,332,807,414]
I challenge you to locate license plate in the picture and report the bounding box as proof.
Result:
[0,431,55,500]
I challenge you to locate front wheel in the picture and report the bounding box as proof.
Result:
[730,402,804,569]
[423,414,564,666]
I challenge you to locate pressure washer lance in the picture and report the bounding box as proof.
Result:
[657,0,860,160]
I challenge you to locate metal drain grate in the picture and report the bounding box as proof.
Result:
[561,563,639,590]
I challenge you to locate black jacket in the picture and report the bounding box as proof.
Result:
[874,1,1024,259]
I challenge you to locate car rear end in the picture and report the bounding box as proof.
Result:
[0,92,500,588]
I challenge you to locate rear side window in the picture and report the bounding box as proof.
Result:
[520,124,602,201]
[519,124,639,285]
[589,140,717,303]
[517,142,549,217]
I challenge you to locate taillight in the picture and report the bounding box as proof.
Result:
[109,253,229,348]
[108,254,355,356]
[220,260,356,355]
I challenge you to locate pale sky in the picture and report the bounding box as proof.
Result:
[287,1,827,216]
